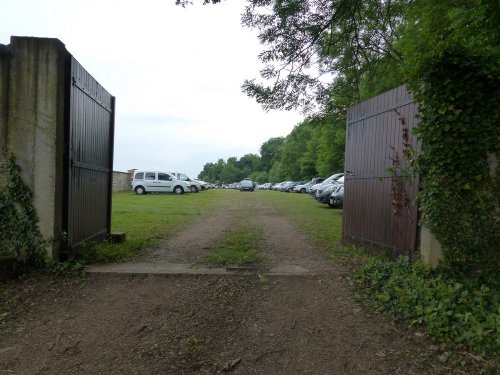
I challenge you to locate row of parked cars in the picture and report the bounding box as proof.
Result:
[256,173,345,208]
[131,171,212,195]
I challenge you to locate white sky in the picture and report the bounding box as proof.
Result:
[0,0,304,177]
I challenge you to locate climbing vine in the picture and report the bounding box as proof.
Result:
[0,153,47,267]
[411,47,500,275]
[386,110,417,222]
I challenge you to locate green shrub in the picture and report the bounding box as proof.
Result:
[357,255,500,355]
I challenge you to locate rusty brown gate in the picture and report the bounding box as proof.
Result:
[63,56,115,254]
[342,85,419,258]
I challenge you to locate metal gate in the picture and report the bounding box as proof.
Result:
[63,56,115,253]
[342,85,419,258]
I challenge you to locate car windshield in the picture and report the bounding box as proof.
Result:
[322,173,343,184]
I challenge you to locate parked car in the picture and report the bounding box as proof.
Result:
[273,182,286,191]
[132,171,191,195]
[309,173,344,196]
[279,181,300,192]
[170,172,203,193]
[195,179,210,190]
[293,181,313,193]
[239,179,255,192]
[328,185,344,208]
[315,182,340,204]
[310,177,325,185]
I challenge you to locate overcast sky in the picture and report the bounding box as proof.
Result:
[0,0,304,177]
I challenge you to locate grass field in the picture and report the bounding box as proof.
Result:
[81,189,225,262]
[256,190,366,264]
[82,188,352,264]
[203,223,264,266]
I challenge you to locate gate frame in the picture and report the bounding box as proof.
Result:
[61,56,115,256]
[342,85,420,258]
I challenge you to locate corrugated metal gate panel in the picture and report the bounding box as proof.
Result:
[65,56,115,250]
[343,85,419,257]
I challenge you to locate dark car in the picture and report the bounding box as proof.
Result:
[280,181,301,192]
[328,185,344,208]
[310,173,344,196]
[239,179,255,192]
[315,182,339,204]
[278,181,292,192]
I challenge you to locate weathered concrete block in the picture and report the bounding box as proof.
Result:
[3,37,67,260]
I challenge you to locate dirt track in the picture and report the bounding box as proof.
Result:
[0,192,449,374]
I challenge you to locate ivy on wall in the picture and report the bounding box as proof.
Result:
[0,153,47,266]
[412,47,500,275]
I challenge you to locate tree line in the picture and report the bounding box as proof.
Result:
[198,0,499,183]
[198,114,345,183]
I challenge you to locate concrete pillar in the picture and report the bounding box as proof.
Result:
[5,37,68,260]
[419,225,443,268]
[0,44,9,184]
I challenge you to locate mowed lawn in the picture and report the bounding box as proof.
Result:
[86,188,345,263]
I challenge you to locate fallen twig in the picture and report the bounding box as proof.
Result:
[254,348,287,362]
[355,341,364,354]
[0,347,15,355]
[222,357,241,372]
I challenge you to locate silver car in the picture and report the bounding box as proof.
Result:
[132,171,191,195]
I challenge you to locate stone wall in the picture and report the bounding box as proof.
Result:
[113,171,131,192]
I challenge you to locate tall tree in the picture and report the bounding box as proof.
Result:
[315,116,345,176]
[241,0,409,114]
[238,153,262,177]
[279,122,314,179]
[259,137,285,172]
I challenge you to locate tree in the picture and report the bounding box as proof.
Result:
[241,0,409,114]
[315,116,345,176]
[175,0,221,6]
[238,153,262,177]
[268,161,285,182]
[259,137,285,172]
[398,0,500,274]
[277,122,312,179]
[249,170,269,184]
[219,157,241,183]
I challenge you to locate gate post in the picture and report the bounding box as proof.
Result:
[1,37,68,260]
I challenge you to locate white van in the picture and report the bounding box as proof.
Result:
[132,171,191,195]
[170,172,203,193]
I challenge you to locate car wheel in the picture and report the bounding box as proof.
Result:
[190,186,199,193]
[134,186,146,195]
[173,186,184,195]
[328,197,336,208]
[300,188,306,193]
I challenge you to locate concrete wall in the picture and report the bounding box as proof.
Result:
[113,171,131,192]
[0,44,9,187]
[0,37,68,260]
[419,226,443,268]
